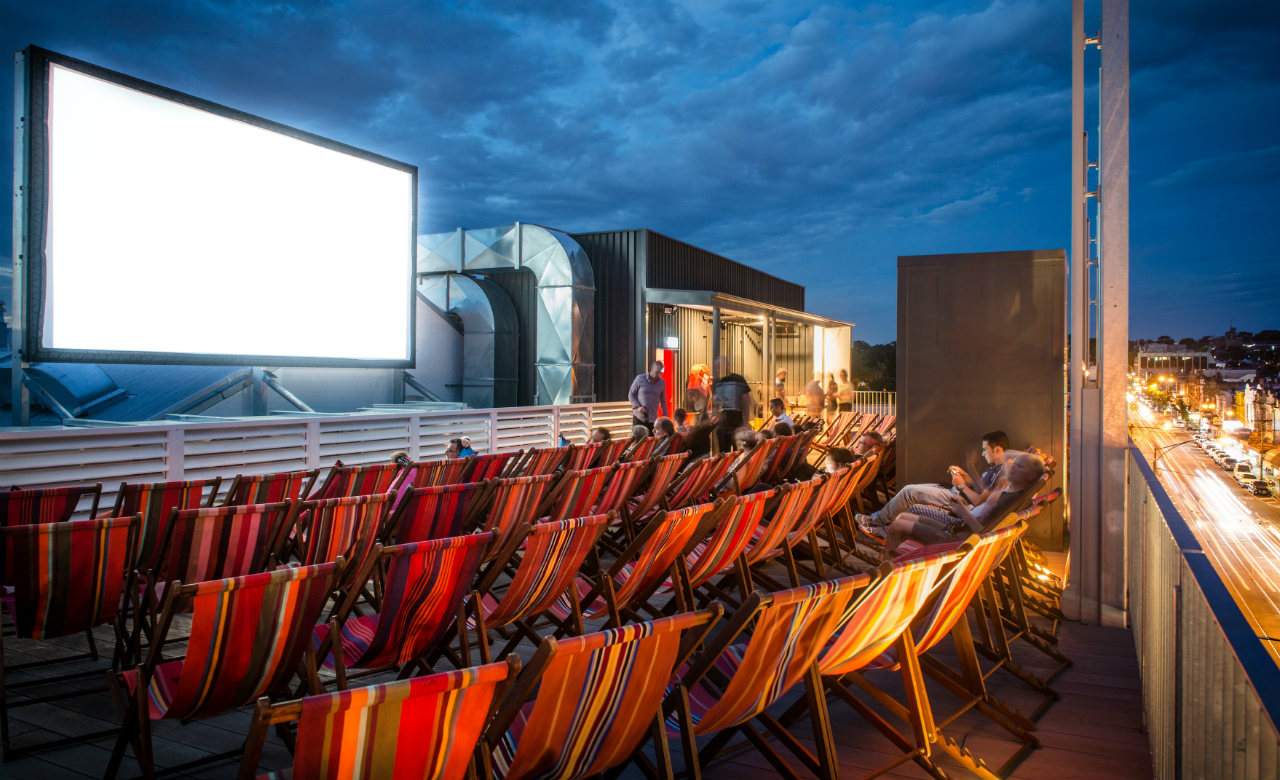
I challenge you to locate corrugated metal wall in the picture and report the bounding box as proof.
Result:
[574,228,808,402]
[646,231,804,311]
[772,321,813,398]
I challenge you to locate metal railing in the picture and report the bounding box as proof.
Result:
[0,401,634,513]
[849,390,896,418]
[1127,441,1280,779]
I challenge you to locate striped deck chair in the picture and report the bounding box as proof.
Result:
[388,481,487,544]
[0,516,137,757]
[312,461,404,500]
[591,459,652,518]
[564,442,602,471]
[465,451,517,482]
[487,608,721,780]
[759,434,798,485]
[741,476,826,573]
[296,495,389,589]
[777,430,816,482]
[1,483,102,585]
[857,525,1037,778]
[771,471,862,585]
[541,465,612,524]
[550,503,714,627]
[773,551,961,780]
[107,561,340,779]
[516,446,569,477]
[596,438,630,468]
[239,658,519,780]
[471,515,609,659]
[222,468,317,507]
[479,475,555,557]
[112,478,220,574]
[678,490,776,603]
[623,452,689,530]
[406,457,472,489]
[720,437,779,495]
[672,574,868,777]
[0,483,101,527]
[316,534,491,685]
[662,453,736,510]
[623,435,659,463]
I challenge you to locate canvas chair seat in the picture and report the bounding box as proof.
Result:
[120,659,184,720]
[311,614,380,671]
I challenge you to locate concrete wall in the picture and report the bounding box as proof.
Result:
[896,249,1066,549]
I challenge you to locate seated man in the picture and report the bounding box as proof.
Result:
[857,430,1011,531]
[881,452,1045,553]
[768,397,795,428]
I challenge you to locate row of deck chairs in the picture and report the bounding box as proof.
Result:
[0,422,1063,779]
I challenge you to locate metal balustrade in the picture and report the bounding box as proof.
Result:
[0,402,634,513]
[1127,442,1280,779]
[848,390,896,418]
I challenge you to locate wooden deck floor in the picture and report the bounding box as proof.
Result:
[1,614,1152,779]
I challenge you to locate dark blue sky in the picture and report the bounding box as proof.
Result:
[2,0,1276,343]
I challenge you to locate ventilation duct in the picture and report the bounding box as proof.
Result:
[417,273,518,408]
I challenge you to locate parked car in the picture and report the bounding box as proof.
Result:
[1248,480,1273,497]
[1220,457,1238,471]
[1234,468,1258,486]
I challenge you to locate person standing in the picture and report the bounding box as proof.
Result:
[804,373,825,418]
[773,369,788,401]
[629,360,669,430]
[712,361,752,454]
[825,374,839,419]
[836,369,855,413]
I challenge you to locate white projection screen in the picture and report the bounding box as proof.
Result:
[20,48,416,366]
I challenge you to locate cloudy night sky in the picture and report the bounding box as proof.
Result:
[2,0,1277,344]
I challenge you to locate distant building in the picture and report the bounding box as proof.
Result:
[1133,343,1210,382]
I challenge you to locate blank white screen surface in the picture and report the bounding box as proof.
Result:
[43,63,414,362]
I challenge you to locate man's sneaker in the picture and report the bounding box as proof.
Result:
[855,513,884,538]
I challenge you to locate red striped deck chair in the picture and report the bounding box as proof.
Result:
[716,438,779,495]
[487,608,720,780]
[623,452,689,529]
[542,465,612,524]
[741,476,825,571]
[516,446,569,477]
[777,430,815,482]
[661,431,687,456]
[388,481,487,544]
[317,533,491,684]
[678,491,775,603]
[406,457,470,488]
[1,483,101,527]
[662,453,736,510]
[672,575,867,777]
[1,483,102,585]
[759,434,798,485]
[479,475,555,557]
[551,503,714,627]
[596,438,629,468]
[222,468,317,507]
[465,451,517,482]
[564,442,602,471]
[0,516,137,757]
[107,561,340,779]
[239,658,519,780]
[112,478,220,574]
[312,461,404,500]
[860,524,1037,777]
[623,435,659,463]
[591,459,652,518]
[296,495,389,588]
[472,515,609,658]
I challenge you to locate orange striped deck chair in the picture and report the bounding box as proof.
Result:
[662,453,735,510]
[222,468,317,507]
[107,561,340,779]
[720,437,779,495]
[743,552,959,779]
[860,524,1037,777]
[596,438,629,468]
[1,516,137,757]
[487,608,720,780]
[624,452,689,526]
[770,471,861,585]
[672,575,867,777]
[112,478,220,574]
[479,475,555,556]
[623,435,659,463]
[742,475,825,569]
[407,457,471,488]
[465,451,517,482]
[239,658,519,780]
[516,446,569,477]
[388,481,487,544]
[317,534,492,683]
[312,461,404,500]
[1,483,102,585]
[591,459,651,517]
[678,491,775,602]
[542,465,612,524]
[551,503,714,627]
[296,495,389,587]
[564,442,602,471]
[472,514,609,658]
[759,434,798,484]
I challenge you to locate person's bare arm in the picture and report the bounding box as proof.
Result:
[946,495,985,533]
